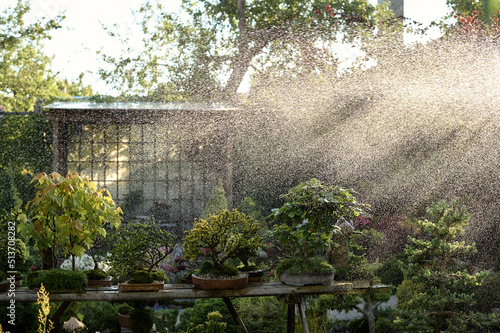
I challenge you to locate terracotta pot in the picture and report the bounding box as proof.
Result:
[192,274,248,290]
[279,271,334,286]
[118,313,132,329]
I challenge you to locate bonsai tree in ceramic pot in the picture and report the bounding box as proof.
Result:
[21,172,122,270]
[271,178,369,286]
[108,218,176,291]
[183,209,261,290]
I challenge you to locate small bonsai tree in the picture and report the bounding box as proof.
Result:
[21,172,122,270]
[271,178,369,264]
[199,180,228,219]
[393,199,496,333]
[108,218,176,281]
[184,209,261,277]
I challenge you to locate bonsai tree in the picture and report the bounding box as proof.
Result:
[271,178,369,273]
[199,180,228,219]
[21,172,122,270]
[184,209,261,277]
[108,218,176,281]
[393,199,496,333]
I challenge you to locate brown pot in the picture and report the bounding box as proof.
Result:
[118,282,164,292]
[246,270,264,283]
[118,313,132,329]
[87,279,112,288]
[192,274,248,290]
[279,271,334,286]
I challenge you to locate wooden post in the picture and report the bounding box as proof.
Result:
[287,304,295,333]
[50,301,71,324]
[297,300,310,333]
[222,297,248,333]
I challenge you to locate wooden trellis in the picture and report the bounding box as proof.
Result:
[44,102,237,228]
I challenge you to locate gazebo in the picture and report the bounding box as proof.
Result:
[43,102,238,228]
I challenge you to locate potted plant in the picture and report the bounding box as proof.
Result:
[84,268,112,288]
[118,304,133,329]
[108,218,176,292]
[20,172,122,270]
[183,209,261,290]
[26,269,88,293]
[271,178,369,286]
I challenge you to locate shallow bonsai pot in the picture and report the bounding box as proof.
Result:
[279,271,334,286]
[87,278,112,288]
[246,270,264,283]
[118,282,164,292]
[192,273,248,290]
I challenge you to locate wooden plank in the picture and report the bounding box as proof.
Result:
[222,297,249,333]
[0,282,389,303]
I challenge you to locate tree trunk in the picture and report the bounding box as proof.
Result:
[40,247,57,270]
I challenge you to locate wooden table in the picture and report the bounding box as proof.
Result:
[1,281,389,332]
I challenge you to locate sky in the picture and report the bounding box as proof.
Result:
[2,0,451,95]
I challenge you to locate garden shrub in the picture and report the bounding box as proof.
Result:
[154,308,179,332]
[177,298,237,332]
[235,297,286,332]
[130,307,155,333]
[27,269,87,292]
[77,301,120,333]
[375,253,405,287]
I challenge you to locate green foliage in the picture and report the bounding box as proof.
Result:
[184,209,261,275]
[108,218,176,279]
[84,269,109,281]
[178,298,236,333]
[276,257,334,276]
[154,308,179,333]
[199,260,238,278]
[77,301,120,333]
[130,307,155,333]
[118,304,134,315]
[473,271,500,313]
[272,178,368,261]
[0,301,38,332]
[235,297,287,332]
[0,236,27,270]
[394,199,493,332]
[199,180,228,219]
[375,253,405,287]
[0,2,66,112]
[27,269,88,293]
[21,172,122,269]
[127,269,165,284]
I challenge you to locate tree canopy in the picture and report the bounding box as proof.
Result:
[0,1,65,112]
[99,0,395,101]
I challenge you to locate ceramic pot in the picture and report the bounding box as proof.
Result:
[118,313,132,329]
[87,278,112,288]
[118,282,164,292]
[279,271,334,286]
[247,270,264,283]
[192,274,248,290]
